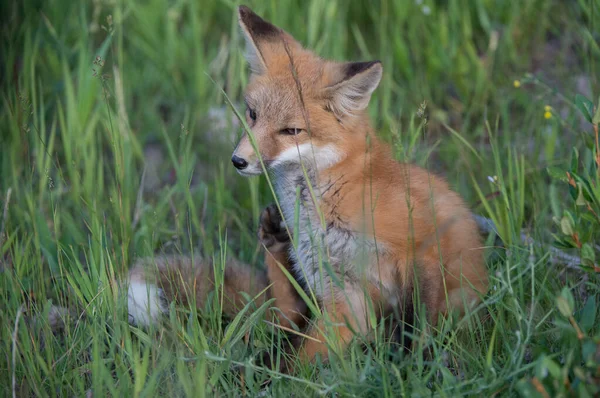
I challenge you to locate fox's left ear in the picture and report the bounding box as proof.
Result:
[238,6,300,74]
[324,61,382,118]
[238,6,279,74]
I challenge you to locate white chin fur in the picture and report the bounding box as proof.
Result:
[270,143,341,169]
[236,165,263,176]
[127,281,166,327]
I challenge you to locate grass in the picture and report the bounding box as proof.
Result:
[1,0,600,396]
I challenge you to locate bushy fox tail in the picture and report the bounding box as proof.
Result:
[127,255,269,327]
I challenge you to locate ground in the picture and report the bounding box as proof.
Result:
[1,1,599,396]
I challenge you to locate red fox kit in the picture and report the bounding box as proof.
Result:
[230,5,488,364]
[128,5,487,371]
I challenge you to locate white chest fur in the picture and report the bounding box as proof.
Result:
[273,167,379,296]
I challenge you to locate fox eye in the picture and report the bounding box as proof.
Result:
[247,107,257,122]
[280,128,301,135]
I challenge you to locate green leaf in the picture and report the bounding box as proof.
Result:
[536,355,561,379]
[581,243,596,268]
[543,357,561,379]
[551,233,576,249]
[575,94,594,123]
[582,339,597,363]
[582,131,596,150]
[547,167,567,181]
[593,95,600,125]
[576,183,587,206]
[579,295,597,333]
[581,213,598,224]
[571,172,597,204]
[560,215,574,236]
[556,287,575,317]
[570,147,579,172]
[563,287,575,312]
[556,296,572,317]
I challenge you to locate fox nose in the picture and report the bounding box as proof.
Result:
[231,155,248,170]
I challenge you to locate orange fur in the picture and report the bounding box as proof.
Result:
[128,255,268,320]
[232,6,488,370]
[127,211,307,329]
[127,6,488,374]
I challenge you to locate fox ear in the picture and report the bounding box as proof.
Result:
[325,61,382,117]
[238,6,283,74]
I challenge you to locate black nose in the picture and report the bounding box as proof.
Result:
[231,155,248,170]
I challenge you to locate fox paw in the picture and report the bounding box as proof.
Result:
[258,203,290,253]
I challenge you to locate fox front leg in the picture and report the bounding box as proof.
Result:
[293,283,375,371]
[259,203,307,330]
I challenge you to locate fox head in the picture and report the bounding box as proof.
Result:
[231,6,382,176]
